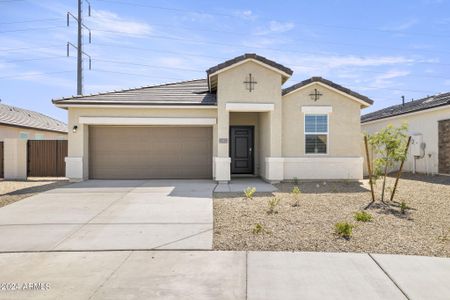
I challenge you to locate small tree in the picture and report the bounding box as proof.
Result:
[368,124,409,203]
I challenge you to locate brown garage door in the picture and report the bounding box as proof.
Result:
[89,126,213,179]
[438,119,450,174]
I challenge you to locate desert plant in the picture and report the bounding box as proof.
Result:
[252,223,265,234]
[244,187,256,200]
[293,177,299,185]
[354,211,373,222]
[291,186,301,207]
[335,222,354,239]
[368,124,409,203]
[400,201,408,214]
[267,197,281,214]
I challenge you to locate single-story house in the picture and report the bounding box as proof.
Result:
[362,93,450,175]
[0,103,67,141]
[53,53,373,182]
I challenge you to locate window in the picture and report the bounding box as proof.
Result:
[35,133,45,140]
[305,114,328,154]
[19,132,29,140]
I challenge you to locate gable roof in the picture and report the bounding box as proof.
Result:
[0,103,67,133]
[206,53,294,77]
[282,77,374,106]
[53,79,217,106]
[361,92,450,123]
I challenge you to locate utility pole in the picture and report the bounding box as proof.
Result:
[77,0,82,95]
[67,0,92,95]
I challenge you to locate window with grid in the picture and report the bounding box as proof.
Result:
[305,114,328,154]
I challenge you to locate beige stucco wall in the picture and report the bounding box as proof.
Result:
[282,83,364,157]
[67,107,218,179]
[362,106,450,175]
[0,124,66,141]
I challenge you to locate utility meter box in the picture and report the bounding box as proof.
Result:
[411,134,423,157]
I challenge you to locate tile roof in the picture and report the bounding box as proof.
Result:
[52,79,217,106]
[361,92,450,123]
[0,103,67,133]
[282,77,374,106]
[206,53,293,76]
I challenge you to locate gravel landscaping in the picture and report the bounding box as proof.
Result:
[213,173,450,257]
[0,179,69,208]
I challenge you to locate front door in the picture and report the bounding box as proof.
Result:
[230,126,254,174]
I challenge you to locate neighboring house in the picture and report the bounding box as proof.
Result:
[53,53,373,182]
[361,92,450,175]
[0,103,68,141]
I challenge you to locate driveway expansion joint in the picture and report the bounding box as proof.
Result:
[368,253,410,300]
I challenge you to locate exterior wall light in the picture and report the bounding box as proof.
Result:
[72,125,78,133]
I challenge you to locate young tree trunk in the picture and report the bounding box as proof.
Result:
[381,161,389,203]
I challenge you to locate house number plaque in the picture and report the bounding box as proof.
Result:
[219,138,228,144]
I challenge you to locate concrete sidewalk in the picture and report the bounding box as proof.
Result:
[0,251,448,300]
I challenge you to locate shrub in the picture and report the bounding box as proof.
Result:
[267,197,281,214]
[400,201,408,214]
[252,223,264,234]
[293,177,299,185]
[291,186,301,207]
[354,211,373,222]
[335,222,354,239]
[244,187,256,199]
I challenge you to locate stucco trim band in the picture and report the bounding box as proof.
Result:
[78,117,217,126]
[301,106,333,114]
[225,103,275,112]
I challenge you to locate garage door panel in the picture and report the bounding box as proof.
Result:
[89,126,212,179]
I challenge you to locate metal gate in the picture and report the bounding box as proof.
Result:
[0,142,3,178]
[27,140,68,177]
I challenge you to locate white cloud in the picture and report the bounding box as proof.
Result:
[233,10,257,21]
[255,21,295,35]
[382,19,418,31]
[88,10,152,38]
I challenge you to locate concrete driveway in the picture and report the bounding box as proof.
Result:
[0,180,216,251]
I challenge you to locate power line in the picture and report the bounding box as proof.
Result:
[0,26,66,34]
[0,17,63,25]
[91,28,450,56]
[93,58,204,73]
[94,0,450,39]
[0,45,62,52]
[3,55,75,63]
[0,70,74,79]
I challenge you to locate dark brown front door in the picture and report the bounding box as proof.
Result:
[230,126,254,174]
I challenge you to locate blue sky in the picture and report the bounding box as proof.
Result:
[1,0,450,122]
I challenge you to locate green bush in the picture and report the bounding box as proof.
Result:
[400,201,408,214]
[267,197,281,214]
[244,187,256,200]
[354,211,373,222]
[291,186,301,207]
[252,223,264,234]
[335,222,354,239]
[293,177,299,185]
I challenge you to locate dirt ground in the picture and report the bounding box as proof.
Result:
[0,178,69,208]
[213,173,450,257]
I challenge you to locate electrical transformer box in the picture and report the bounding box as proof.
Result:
[411,134,423,157]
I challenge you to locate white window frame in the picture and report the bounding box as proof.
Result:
[304,114,329,155]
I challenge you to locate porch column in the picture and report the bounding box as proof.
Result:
[214,108,230,182]
[265,104,284,183]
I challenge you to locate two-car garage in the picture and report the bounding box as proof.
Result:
[89,126,213,179]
